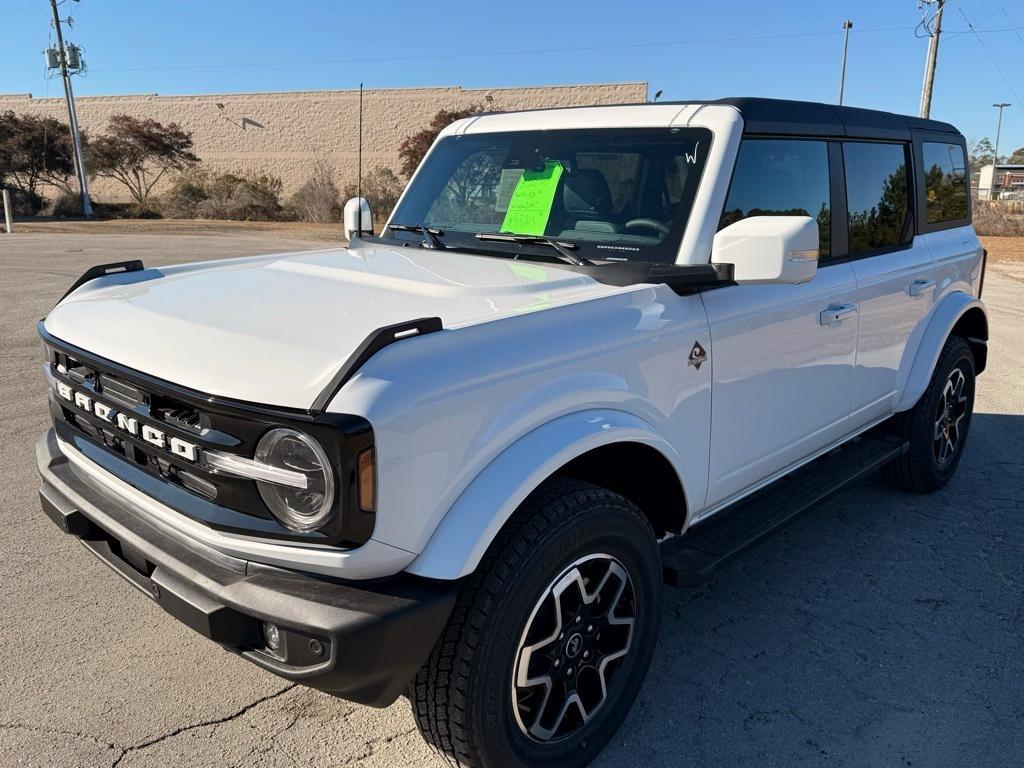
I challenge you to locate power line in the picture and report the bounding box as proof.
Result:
[954,0,1023,104]
[83,25,936,75]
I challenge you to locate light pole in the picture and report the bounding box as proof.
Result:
[838,20,853,106]
[992,102,1011,200]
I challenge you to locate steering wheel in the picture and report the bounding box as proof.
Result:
[621,218,671,237]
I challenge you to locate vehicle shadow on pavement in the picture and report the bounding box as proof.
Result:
[595,412,1024,768]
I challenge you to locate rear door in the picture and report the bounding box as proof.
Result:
[841,141,932,426]
[703,138,858,508]
[915,137,983,303]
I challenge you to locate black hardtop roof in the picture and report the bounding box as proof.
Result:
[705,97,961,140]
[482,96,963,141]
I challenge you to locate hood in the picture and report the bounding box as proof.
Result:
[44,243,624,409]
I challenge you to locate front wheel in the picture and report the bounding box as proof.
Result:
[884,335,976,493]
[410,479,662,768]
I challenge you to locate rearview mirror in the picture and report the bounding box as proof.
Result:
[343,197,373,241]
[711,216,819,285]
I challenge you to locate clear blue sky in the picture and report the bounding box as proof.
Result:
[2,0,1022,154]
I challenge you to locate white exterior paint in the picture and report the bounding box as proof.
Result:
[43,102,988,582]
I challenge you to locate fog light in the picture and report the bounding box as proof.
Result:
[262,621,281,652]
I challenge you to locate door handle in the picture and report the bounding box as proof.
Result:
[908,278,936,297]
[819,303,858,325]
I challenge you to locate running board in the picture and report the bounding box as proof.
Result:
[661,434,908,587]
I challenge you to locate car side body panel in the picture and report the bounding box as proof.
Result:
[894,289,987,413]
[329,284,712,571]
[405,409,688,580]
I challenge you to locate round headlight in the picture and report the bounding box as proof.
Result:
[255,428,336,531]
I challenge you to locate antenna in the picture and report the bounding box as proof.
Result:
[357,82,363,205]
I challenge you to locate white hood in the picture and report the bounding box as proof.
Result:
[44,243,623,409]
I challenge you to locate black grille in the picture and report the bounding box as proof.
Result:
[42,324,376,547]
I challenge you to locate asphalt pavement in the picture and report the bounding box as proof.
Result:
[1,231,1021,767]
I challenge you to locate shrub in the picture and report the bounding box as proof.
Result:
[157,169,283,221]
[4,187,44,216]
[973,200,1024,237]
[159,168,209,218]
[287,162,342,222]
[342,166,404,229]
[50,191,93,218]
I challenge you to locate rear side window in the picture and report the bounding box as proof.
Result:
[719,139,831,259]
[843,142,911,255]
[922,142,968,223]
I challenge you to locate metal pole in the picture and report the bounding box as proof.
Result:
[919,0,944,118]
[48,0,92,219]
[992,102,1010,200]
[838,20,853,106]
[2,189,13,233]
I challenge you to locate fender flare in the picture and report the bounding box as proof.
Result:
[404,409,690,581]
[895,291,988,412]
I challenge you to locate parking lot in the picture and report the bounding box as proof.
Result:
[1,227,1022,768]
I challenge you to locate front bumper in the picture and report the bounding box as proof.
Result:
[37,429,456,707]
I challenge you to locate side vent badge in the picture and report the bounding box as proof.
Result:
[688,341,707,370]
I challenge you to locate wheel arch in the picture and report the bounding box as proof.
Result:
[404,410,692,581]
[895,292,988,413]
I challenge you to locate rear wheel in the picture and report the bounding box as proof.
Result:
[410,479,662,768]
[884,335,976,493]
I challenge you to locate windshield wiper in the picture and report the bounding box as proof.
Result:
[388,223,446,249]
[475,232,592,266]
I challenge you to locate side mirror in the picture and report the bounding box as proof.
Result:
[343,197,373,241]
[712,216,819,285]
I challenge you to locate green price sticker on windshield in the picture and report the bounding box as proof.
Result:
[501,160,563,236]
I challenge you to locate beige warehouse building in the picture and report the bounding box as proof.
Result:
[0,82,647,201]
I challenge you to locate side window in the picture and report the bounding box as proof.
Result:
[719,139,831,259]
[922,142,968,224]
[843,142,911,255]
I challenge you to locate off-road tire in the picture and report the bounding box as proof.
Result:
[883,335,976,493]
[410,478,662,768]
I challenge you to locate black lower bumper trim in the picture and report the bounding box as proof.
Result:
[37,429,456,707]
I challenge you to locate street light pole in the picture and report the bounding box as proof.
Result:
[991,102,1011,200]
[838,20,853,106]
[48,0,92,219]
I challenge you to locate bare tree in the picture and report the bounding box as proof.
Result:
[88,114,198,207]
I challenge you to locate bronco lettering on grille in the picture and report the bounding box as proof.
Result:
[55,381,199,463]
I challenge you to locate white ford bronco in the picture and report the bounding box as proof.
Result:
[38,98,987,768]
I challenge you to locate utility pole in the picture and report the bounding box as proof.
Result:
[919,0,944,118]
[838,20,853,106]
[992,102,1011,200]
[48,0,92,219]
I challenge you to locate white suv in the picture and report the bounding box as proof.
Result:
[37,98,987,768]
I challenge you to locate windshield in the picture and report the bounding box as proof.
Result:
[384,127,711,264]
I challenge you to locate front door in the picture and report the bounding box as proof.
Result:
[702,265,859,508]
[701,137,857,509]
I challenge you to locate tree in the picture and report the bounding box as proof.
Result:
[1009,146,1024,164]
[343,166,403,227]
[397,105,487,178]
[88,114,198,207]
[0,111,80,195]
[968,137,995,174]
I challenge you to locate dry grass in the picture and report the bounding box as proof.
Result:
[981,236,1024,263]
[12,218,343,241]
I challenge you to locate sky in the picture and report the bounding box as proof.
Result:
[1,0,1022,155]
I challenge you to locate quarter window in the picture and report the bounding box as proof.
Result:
[922,142,968,224]
[843,142,911,255]
[719,139,831,259]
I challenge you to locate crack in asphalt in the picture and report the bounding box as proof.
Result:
[109,684,297,768]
